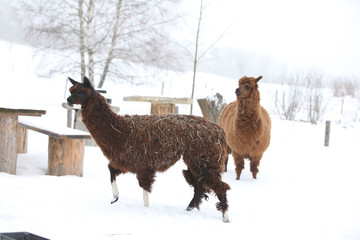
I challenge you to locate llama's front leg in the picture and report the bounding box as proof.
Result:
[250,155,262,179]
[108,164,122,204]
[136,169,156,207]
[232,152,245,180]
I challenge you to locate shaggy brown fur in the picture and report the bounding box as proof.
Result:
[67,77,230,222]
[219,76,271,180]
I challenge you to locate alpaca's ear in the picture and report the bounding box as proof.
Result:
[68,77,79,86]
[83,76,93,89]
[255,76,263,82]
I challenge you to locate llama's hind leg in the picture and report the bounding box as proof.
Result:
[233,152,245,180]
[108,164,122,204]
[205,171,231,222]
[136,169,156,207]
[183,169,208,211]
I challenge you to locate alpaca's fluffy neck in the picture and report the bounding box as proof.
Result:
[235,98,261,126]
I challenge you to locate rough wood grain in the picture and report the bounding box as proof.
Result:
[0,115,18,174]
[48,137,85,176]
[123,96,192,104]
[17,125,28,154]
[0,107,46,116]
[150,103,176,115]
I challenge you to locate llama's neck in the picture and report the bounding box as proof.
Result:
[235,98,261,126]
[80,92,125,137]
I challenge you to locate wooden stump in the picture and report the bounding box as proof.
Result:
[197,93,227,124]
[17,125,28,154]
[151,103,176,115]
[0,115,18,174]
[48,137,85,176]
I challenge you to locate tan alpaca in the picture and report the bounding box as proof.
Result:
[219,76,271,180]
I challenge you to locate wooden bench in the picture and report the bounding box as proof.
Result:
[123,96,192,115]
[0,107,46,175]
[17,118,91,177]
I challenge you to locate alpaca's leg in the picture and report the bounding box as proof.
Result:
[250,156,262,179]
[232,152,245,180]
[183,169,208,211]
[108,164,122,204]
[136,169,156,207]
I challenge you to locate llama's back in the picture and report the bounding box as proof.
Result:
[120,114,227,172]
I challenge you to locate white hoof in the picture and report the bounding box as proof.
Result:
[222,210,230,223]
[111,196,119,204]
[111,181,119,204]
[143,190,150,207]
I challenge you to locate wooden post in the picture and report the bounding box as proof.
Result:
[67,109,72,128]
[17,125,28,153]
[48,137,85,176]
[150,103,176,115]
[324,120,331,147]
[0,115,18,174]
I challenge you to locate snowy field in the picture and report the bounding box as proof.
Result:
[1,41,360,239]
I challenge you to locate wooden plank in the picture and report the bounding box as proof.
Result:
[0,115,18,174]
[18,122,91,140]
[0,107,46,116]
[48,137,84,176]
[123,96,192,105]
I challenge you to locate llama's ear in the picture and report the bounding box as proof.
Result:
[68,77,79,86]
[83,76,93,89]
[255,76,263,82]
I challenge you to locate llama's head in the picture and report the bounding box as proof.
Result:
[67,76,95,106]
[235,76,262,100]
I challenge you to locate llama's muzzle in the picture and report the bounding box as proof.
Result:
[235,88,241,96]
[67,96,75,106]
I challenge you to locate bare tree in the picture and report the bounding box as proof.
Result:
[189,0,229,114]
[13,0,183,87]
[304,71,327,124]
[274,72,304,121]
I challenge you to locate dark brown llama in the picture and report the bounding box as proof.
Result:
[219,76,271,180]
[67,77,230,222]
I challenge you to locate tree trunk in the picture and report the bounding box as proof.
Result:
[190,0,203,115]
[78,0,86,81]
[86,0,95,86]
[98,0,123,89]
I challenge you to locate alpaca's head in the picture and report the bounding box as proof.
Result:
[235,76,262,100]
[67,76,95,106]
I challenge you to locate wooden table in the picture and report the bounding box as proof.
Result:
[0,107,46,175]
[123,96,192,115]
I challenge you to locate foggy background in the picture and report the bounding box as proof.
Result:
[1,0,360,84]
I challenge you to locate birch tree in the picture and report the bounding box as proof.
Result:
[13,0,182,87]
[189,0,229,114]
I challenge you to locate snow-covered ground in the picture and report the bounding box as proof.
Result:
[1,41,360,240]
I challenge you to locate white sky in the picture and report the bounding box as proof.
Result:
[195,0,360,76]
